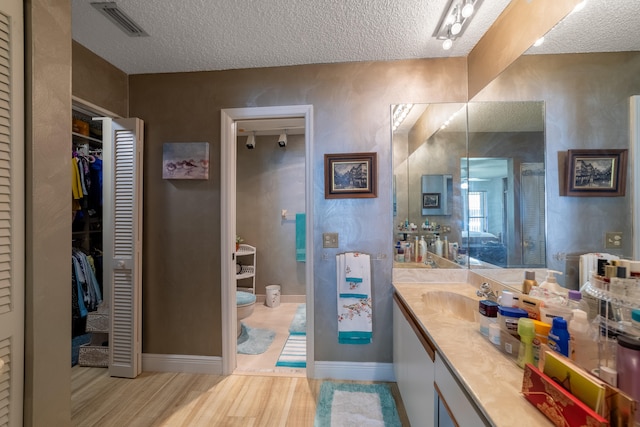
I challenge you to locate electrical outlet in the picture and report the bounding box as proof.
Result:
[605,232,623,249]
[323,232,338,248]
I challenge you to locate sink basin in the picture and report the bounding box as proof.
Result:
[422,290,481,323]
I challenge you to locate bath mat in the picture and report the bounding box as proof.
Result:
[289,303,306,335]
[314,382,401,427]
[276,334,306,368]
[237,323,276,355]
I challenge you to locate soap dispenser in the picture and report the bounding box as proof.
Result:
[539,270,564,294]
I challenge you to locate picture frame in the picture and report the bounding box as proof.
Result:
[564,149,627,197]
[422,193,440,209]
[162,142,210,180]
[324,152,377,199]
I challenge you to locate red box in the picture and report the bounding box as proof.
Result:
[522,363,609,427]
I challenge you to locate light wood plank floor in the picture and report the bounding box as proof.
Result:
[71,368,410,426]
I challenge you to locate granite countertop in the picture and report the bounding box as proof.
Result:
[393,282,552,426]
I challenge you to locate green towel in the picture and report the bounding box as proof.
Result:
[296,213,305,262]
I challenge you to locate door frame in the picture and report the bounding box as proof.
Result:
[220,105,314,376]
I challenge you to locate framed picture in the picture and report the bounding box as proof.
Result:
[422,193,440,209]
[162,142,210,180]
[324,152,377,199]
[565,149,627,196]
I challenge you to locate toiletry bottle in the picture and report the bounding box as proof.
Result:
[522,270,537,295]
[404,242,412,263]
[517,318,536,368]
[396,242,404,262]
[616,335,640,425]
[569,309,598,371]
[539,270,564,294]
[443,236,449,259]
[434,236,443,257]
[415,236,421,262]
[547,317,570,357]
[419,236,427,263]
[567,290,590,318]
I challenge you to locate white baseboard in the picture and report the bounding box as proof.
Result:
[142,353,222,375]
[313,361,396,382]
[255,294,306,304]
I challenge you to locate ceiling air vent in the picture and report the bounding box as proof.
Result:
[91,2,149,37]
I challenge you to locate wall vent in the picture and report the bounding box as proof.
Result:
[91,2,149,37]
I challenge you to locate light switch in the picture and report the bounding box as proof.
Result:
[323,232,339,248]
[605,232,623,249]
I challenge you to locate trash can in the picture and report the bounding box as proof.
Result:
[265,285,281,308]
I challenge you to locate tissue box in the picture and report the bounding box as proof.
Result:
[522,363,609,427]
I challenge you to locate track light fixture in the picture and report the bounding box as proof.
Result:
[278,130,288,147]
[246,132,256,149]
[432,0,483,50]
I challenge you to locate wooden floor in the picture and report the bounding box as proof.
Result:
[71,367,410,426]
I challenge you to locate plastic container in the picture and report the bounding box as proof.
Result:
[616,334,640,424]
[517,318,536,368]
[434,236,443,257]
[498,290,518,308]
[404,242,412,263]
[395,242,404,262]
[569,309,598,372]
[539,302,574,325]
[479,300,499,336]
[419,236,427,264]
[539,270,565,294]
[568,290,590,316]
[522,270,537,294]
[548,317,570,357]
[489,323,501,345]
[497,306,529,337]
[265,284,281,308]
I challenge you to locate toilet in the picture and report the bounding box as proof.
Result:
[236,291,256,337]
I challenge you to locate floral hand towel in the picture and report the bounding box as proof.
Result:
[336,252,372,344]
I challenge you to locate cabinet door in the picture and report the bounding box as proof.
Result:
[0,1,24,425]
[393,298,436,425]
[435,353,488,427]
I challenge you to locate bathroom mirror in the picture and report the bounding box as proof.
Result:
[393,3,640,289]
[392,101,545,269]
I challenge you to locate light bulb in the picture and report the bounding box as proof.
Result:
[442,38,453,50]
[533,37,544,47]
[461,1,474,18]
[451,21,462,36]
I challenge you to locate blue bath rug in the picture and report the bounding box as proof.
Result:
[289,303,306,335]
[237,323,276,355]
[314,382,401,427]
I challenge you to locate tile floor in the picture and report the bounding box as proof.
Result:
[235,302,306,377]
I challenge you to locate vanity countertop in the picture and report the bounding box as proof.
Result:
[393,282,552,426]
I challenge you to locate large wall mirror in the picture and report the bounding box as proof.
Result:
[393,2,640,289]
[393,101,545,270]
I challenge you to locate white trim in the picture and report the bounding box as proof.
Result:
[142,353,222,374]
[631,95,640,260]
[313,361,396,382]
[221,105,314,377]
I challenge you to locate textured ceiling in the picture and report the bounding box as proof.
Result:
[72,1,640,76]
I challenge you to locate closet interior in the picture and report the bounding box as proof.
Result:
[71,102,109,367]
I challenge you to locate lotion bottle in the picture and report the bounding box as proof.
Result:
[539,270,565,294]
[415,236,421,262]
[435,236,443,257]
[419,236,427,263]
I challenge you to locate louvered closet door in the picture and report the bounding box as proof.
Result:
[104,118,144,378]
[0,1,24,425]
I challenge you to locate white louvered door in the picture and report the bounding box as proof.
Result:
[102,117,143,378]
[0,1,23,425]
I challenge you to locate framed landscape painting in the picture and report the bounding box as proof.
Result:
[565,149,627,196]
[324,152,377,199]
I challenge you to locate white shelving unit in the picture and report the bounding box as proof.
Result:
[236,244,256,294]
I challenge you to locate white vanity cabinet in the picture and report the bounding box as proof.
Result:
[393,294,436,425]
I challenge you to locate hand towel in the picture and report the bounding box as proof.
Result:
[296,213,305,262]
[337,252,372,344]
[340,252,370,298]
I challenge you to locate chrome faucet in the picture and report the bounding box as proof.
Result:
[476,282,498,302]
